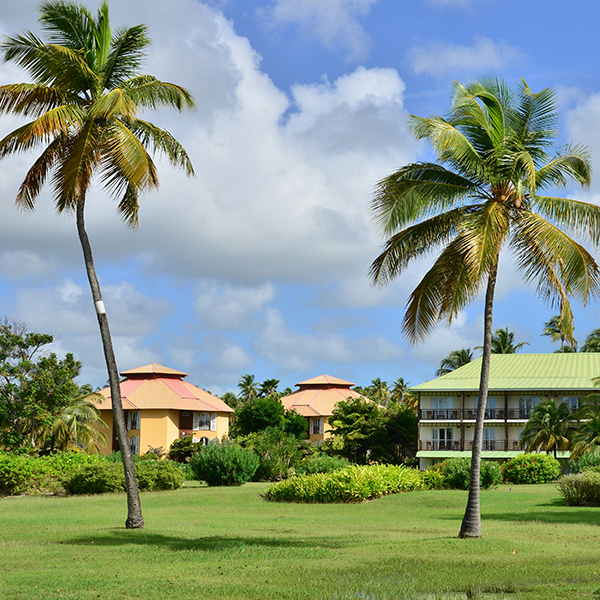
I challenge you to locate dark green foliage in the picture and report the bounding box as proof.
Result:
[556,470,600,506]
[233,396,285,436]
[430,458,502,490]
[572,449,600,473]
[295,453,349,475]
[283,409,308,438]
[263,464,424,503]
[189,442,259,486]
[237,427,308,481]
[501,453,562,484]
[62,462,126,494]
[134,461,185,491]
[167,436,202,463]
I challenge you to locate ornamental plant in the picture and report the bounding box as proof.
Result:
[501,453,561,484]
[556,470,600,506]
[430,457,502,490]
[189,442,259,486]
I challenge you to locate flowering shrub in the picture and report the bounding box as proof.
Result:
[429,457,502,490]
[263,464,424,503]
[501,453,561,484]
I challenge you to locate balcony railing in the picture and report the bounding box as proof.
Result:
[420,408,533,420]
[419,440,523,451]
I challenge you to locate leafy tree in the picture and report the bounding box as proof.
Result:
[0,2,194,528]
[436,348,473,376]
[384,403,418,462]
[220,391,239,410]
[521,398,574,458]
[369,78,600,538]
[0,318,81,450]
[581,328,600,353]
[542,314,577,352]
[282,408,308,438]
[232,396,285,436]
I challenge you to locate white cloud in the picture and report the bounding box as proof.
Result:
[195,281,276,330]
[262,0,378,61]
[409,37,522,77]
[254,307,402,371]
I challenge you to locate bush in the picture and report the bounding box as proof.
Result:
[62,462,126,494]
[556,470,600,506]
[189,442,259,486]
[295,453,350,476]
[263,464,424,503]
[501,453,562,484]
[168,437,202,463]
[430,457,502,490]
[135,461,185,491]
[571,449,600,474]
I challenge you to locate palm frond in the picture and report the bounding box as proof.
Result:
[535,144,592,190]
[102,25,150,88]
[123,77,196,112]
[0,83,66,117]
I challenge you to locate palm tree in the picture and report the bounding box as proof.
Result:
[369,78,600,538]
[237,374,258,403]
[259,378,280,398]
[368,377,391,406]
[490,327,529,354]
[436,348,473,376]
[521,398,574,458]
[390,377,417,411]
[0,2,194,528]
[542,314,577,352]
[581,328,600,353]
[570,413,600,460]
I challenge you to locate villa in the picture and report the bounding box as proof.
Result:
[281,374,368,443]
[413,353,600,469]
[93,363,234,455]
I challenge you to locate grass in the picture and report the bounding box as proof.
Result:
[1,483,599,599]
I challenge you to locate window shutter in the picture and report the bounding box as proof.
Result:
[210,413,217,431]
[127,411,131,430]
[193,412,199,431]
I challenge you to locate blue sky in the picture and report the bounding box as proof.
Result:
[1,0,600,394]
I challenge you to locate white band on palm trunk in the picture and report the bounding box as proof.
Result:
[95,300,106,315]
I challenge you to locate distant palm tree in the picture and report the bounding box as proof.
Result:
[390,377,417,411]
[436,348,473,376]
[237,374,258,403]
[368,377,391,406]
[259,378,280,398]
[0,1,194,529]
[581,328,600,353]
[521,398,574,458]
[490,328,529,354]
[369,78,600,538]
[542,314,577,352]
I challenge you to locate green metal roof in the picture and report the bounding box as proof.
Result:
[412,353,600,393]
[417,450,570,459]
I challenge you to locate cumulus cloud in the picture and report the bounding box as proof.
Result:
[262,0,378,61]
[409,37,522,77]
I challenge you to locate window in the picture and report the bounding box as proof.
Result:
[483,428,496,450]
[432,427,453,449]
[193,412,211,430]
[562,396,579,411]
[432,397,453,418]
[311,417,323,435]
[127,411,140,430]
[200,437,209,446]
[130,435,140,455]
[519,397,540,418]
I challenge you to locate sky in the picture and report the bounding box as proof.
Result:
[1,0,600,394]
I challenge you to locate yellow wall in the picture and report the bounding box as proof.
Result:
[97,411,113,456]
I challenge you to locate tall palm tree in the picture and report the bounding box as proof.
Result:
[390,377,417,411]
[369,78,600,538]
[541,314,577,352]
[436,348,473,376]
[521,398,574,458]
[368,377,391,406]
[581,328,600,353]
[0,1,194,528]
[570,413,600,460]
[490,327,529,354]
[237,374,258,403]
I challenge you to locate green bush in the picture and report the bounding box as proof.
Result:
[572,449,600,474]
[556,470,600,506]
[62,462,126,494]
[167,437,202,463]
[263,464,424,503]
[430,457,502,490]
[295,453,350,476]
[421,468,445,490]
[135,461,185,491]
[501,453,562,484]
[189,442,259,486]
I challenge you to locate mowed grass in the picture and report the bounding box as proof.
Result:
[1,482,599,600]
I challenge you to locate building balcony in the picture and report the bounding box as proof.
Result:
[419,440,523,452]
[419,408,534,421]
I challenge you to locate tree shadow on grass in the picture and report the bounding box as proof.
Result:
[62,531,348,552]
[481,508,600,526]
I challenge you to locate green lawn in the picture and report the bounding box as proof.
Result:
[1,483,599,599]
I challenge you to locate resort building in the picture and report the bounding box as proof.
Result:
[413,353,600,469]
[93,363,234,455]
[281,374,368,444]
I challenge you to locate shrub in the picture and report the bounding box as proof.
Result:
[430,457,501,490]
[571,449,600,474]
[295,453,350,476]
[263,464,424,503]
[62,462,125,494]
[135,461,185,491]
[421,468,445,490]
[501,453,561,484]
[189,442,259,485]
[168,437,202,463]
[556,470,600,506]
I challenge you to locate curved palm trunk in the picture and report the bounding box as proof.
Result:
[459,261,498,538]
[76,200,144,529]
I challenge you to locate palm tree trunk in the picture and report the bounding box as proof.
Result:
[76,199,144,529]
[459,261,498,538]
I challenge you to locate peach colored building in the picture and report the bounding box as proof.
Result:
[93,363,234,456]
[281,374,368,443]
